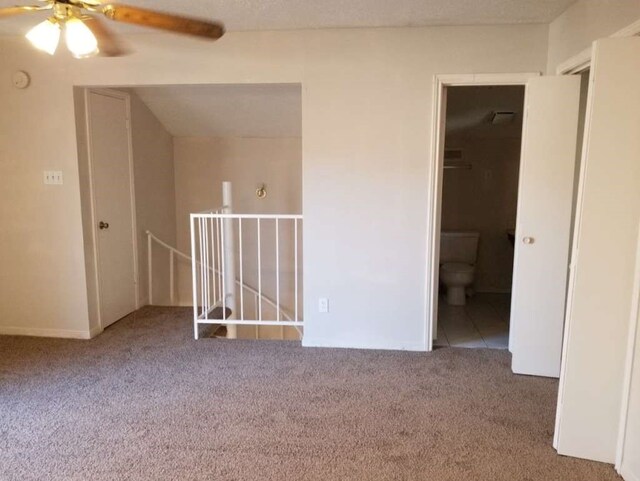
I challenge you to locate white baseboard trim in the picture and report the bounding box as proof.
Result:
[0,326,95,339]
[302,336,426,352]
[88,326,103,339]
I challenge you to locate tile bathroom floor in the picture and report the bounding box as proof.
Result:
[435,292,511,349]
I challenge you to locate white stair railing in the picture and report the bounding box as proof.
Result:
[190,212,303,340]
[147,231,182,306]
[146,229,302,334]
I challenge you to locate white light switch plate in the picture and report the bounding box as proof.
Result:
[44,171,63,185]
[318,298,329,313]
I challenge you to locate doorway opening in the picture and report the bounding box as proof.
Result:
[427,73,585,379]
[75,83,303,339]
[434,85,525,349]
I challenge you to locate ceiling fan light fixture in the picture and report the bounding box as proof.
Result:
[6,1,225,59]
[65,17,99,58]
[26,18,61,56]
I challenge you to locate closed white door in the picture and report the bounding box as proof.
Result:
[87,90,137,328]
[509,76,581,378]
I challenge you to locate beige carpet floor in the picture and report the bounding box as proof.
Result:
[0,307,621,481]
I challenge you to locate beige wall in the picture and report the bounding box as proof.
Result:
[173,136,302,339]
[0,25,548,346]
[128,91,177,307]
[547,0,640,72]
[441,135,521,293]
[173,136,302,237]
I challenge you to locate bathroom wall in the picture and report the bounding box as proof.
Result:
[441,86,525,293]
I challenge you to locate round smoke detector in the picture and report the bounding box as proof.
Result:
[12,71,30,89]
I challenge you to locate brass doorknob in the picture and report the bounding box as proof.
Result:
[99,221,109,230]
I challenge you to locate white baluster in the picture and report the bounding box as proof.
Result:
[190,215,199,339]
[216,215,222,306]
[214,219,218,306]
[276,218,280,322]
[147,232,153,305]
[257,218,262,321]
[169,249,174,305]
[239,218,244,321]
[294,218,298,323]
[199,218,206,318]
[222,183,237,339]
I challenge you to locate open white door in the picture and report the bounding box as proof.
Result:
[87,90,138,328]
[509,76,581,378]
[555,37,640,464]
[618,235,640,481]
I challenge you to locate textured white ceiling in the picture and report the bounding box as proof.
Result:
[133,83,301,138]
[0,0,576,35]
[445,85,525,139]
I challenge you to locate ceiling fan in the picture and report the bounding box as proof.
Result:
[0,0,225,58]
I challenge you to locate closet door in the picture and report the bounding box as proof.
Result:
[87,89,138,328]
[618,258,640,481]
[555,37,640,464]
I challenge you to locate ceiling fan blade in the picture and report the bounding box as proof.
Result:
[101,4,224,40]
[0,6,45,18]
[83,16,129,57]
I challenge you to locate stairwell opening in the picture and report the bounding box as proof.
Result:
[75,83,303,341]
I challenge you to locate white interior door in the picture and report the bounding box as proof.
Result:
[87,90,137,328]
[555,37,640,464]
[619,246,640,481]
[509,76,581,378]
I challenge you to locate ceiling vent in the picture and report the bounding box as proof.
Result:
[490,111,516,125]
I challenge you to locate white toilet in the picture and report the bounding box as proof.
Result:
[439,231,480,306]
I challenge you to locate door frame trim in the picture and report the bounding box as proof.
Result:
[424,72,539,351]
[84,88,140,330]
[556,18,640,75]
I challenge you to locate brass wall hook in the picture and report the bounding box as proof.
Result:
[256,184,267,199]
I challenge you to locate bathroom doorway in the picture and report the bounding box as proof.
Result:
[434,85,525,349]
[425,74,581,378]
